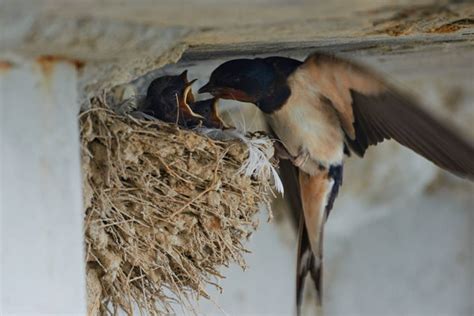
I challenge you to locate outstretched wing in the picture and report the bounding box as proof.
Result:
[303,53,474,178]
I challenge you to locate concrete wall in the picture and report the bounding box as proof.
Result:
[1,0,473,315]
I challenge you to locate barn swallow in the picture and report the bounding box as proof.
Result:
[142,70,204,127]
[191,98,228,129]
[143,71,228,129]
[199,53,474,313]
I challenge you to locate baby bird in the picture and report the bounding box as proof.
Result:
[191,98,227,129]
[142,70,202,127]
[143,70,227,129]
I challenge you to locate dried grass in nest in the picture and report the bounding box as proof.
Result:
[80,98,277,315]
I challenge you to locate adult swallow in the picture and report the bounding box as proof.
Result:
[143,70,203,127]
[199,53,474,313]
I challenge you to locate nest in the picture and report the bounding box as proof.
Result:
[80,98,278,315]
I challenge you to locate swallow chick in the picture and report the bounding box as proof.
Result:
[191,98,228,129]
[199,53,474,313]
[142,70,203,127]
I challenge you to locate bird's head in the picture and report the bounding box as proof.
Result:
[147,70,196,106]
[192,98,228,129]
[198,58,287,113]
[144,70,203,124]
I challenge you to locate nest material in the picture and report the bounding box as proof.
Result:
[80,98,276,315]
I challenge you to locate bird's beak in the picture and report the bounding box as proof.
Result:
[198,82,215,94]
[210,98,229,129]
[185,78,198,87]
[199,82,252,103]
[184,79,197,104]
[179,69,188,81]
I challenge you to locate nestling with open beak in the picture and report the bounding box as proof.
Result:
[143,70,201,127]
[143,70,226,129]
[199,53,474,314]
[191,98,228,129]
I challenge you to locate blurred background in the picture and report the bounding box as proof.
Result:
[1,0,473,315]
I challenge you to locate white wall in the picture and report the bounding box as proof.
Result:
[1,60,86,315]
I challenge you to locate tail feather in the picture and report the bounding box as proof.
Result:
[296,165,343,314]
[269,123,345,315]
[296,214,323,316]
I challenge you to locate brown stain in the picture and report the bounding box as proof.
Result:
[373,5,456,23]
[36,56,57,96]
[0,61,13,74]
[207,216,221,231]
[428,18,474,34]
[379,24,414,36]
[430,24,462,33]
[37,56,56,78]
[36,55,85,76]
[36,55,85,96]
[369,4,471,36]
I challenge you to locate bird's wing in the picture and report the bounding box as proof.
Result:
[303,53,474,178]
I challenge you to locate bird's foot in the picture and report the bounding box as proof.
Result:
[293,148,310,168]
[274,142,293,160]
[274,143,310,169]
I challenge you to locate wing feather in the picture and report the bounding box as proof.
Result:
[350,90,474,177]
[304,53,474,178]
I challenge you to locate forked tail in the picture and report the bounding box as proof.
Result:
[296,165,343,315]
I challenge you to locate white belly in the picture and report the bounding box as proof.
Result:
[266,70,345,175]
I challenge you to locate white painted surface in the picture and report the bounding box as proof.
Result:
[0,60,86,315]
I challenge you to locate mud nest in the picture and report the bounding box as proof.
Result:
[80,98,278,315]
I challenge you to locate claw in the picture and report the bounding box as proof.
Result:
[293,148,310,168]
[274,142,293,160]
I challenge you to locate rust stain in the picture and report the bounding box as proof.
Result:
[37,55,56,78]
[0,61,13,74]
[369,4,469,36]
[36,55,85,76]
[428,18,474,34]
[72,59,86,71]
[36,56,56,96]
[429,24,462,34]
[36,55,85,94]
[380,24,415,37]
